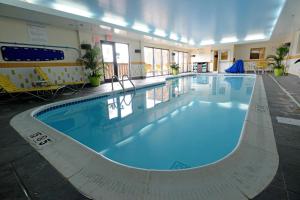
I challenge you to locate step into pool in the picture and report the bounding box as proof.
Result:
[36,75,256,170]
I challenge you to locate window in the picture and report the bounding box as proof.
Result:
[144,47,169,76]
[220,50,229,61]
[179,52,184,73]
[115,43,129,63]
[173,51,189,73]
[173,51,179,64]
[154,48,162,76]
[102,44,114,62]
[162,50,170,75]
[184,53,188,72]
[144,47,154,77]
[250,48,265,59]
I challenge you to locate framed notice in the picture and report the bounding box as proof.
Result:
[27,24,48,44]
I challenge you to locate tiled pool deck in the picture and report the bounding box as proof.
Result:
[0,73,299,200]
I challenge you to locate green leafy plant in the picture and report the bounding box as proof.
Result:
[266,43,290,70]
[170,64,179,70]
[170,64,179,75]
[80,46,104,78]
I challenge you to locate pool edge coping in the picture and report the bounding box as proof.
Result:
[10,74,278,200]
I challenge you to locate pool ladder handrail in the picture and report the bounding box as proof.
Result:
[122,74,136,92]
[111,75,125,92]
[111,75,136,93]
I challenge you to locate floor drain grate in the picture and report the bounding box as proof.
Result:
[170,161,191,169]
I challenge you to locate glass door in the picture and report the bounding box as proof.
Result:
[144,47,154,77]
[102,42,115,81]
[162,50,169,75]
[179,52,184,73]
[184,53,188,72]
[154,48,162,76]
[101,41,130,82]
[115,43,129,78]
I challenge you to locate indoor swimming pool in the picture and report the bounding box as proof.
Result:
[35,75,256,170]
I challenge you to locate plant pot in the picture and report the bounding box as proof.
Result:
[89,76,101,86]
[274,68,283,77]
[80,43,92,50]
[172,68,179,75]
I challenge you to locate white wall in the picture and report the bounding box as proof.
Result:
[234,39,289,61]
[287,31,300,76]
[0,16,192,80]
[0,16,80,61]
[233,35,300,75]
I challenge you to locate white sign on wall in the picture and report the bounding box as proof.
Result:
[27,24,48,44]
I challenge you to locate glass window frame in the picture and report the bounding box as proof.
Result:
[144,46,170,77]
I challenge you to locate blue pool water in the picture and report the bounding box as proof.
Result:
[37,75,255,170]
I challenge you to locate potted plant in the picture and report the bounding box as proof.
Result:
[80,46,105,86]
[170,64,179,75]
[266,43,290,77]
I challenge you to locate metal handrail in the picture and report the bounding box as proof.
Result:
[122,75,136,92]
[111,75,125,92]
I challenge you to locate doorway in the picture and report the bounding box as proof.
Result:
[101,41,129,82]
[213,50,219,72]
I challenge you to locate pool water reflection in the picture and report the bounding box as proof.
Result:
[37,75,255,170]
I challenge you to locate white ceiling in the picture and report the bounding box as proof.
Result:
[271,0,300,40]
[0,0,288,47]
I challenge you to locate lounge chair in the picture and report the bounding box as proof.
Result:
[0,74,64,101]
[255,61,268,74]
[35,67,86,92]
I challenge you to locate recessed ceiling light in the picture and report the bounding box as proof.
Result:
[220,37,238,43]
[114,28,127,35]
[189,39,195,45]
[144,35,153,40]
[132,22,150,33]
[23,0,39,3]
[154,29,167,37]
[180,37,188,43]
[102,13,128,27]
[52,3,93,18]
[244,34,266,41]
[99,25,112,31]
[169,32,179,41]
[200,39,215,46]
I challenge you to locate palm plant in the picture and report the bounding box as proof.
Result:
[80,46,105,86]
[170,64,180,75]
[266,43,290,76]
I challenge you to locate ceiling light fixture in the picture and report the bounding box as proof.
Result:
[102,13,128,27]
[114,28,127,35]
[169,32,179,41]
[200,39,215,46]
[244,34,266,41]
[99,25,112,31]
[180,37,188,43]
[132,22,150,33]
[189,39,195,45]
[154,29,167,37]
[52,3,93,18]
[220,37,238,44]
